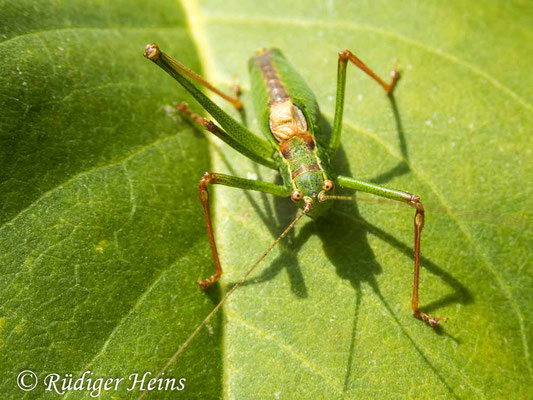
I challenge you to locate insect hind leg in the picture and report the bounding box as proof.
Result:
[174,102,277,170]
[175,102,223,136]
[330,50,400,153]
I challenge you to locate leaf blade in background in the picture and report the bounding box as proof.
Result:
[1,1,222,398]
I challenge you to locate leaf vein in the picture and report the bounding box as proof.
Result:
[206,14,532,112]
[62,239,205,400]
[0,25,184,46]
[0,133,182,233]
[228,312,343,395]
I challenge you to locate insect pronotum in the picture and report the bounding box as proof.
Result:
[142,43,447,378]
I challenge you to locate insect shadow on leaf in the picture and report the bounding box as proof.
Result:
[215,94,471,396]
[223,95,472,318]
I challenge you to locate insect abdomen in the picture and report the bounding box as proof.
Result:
[248,48,322,146]
[253,49,290,104]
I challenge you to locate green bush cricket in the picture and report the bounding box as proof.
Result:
[142,43,447,372]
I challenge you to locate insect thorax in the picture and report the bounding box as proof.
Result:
[272,102,328,200]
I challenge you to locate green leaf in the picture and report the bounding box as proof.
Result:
[1,0,531,399]
[0,1,221,398]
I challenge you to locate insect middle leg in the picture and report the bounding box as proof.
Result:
[198,172,291,289]
[336,175,447,326]
[330,50,400,153]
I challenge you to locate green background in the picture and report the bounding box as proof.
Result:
[1,0,531,398]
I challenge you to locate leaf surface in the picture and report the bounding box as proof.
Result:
[1,0,531,399]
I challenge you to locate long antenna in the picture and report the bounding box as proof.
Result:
[319,193,389,204]
[138,202,311,400]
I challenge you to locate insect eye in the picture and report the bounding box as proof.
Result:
[323,180,334,192]
[291,190,303,202]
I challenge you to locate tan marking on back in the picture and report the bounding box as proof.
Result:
[269,100,308,142]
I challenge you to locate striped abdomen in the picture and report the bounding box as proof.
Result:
[253,49,290,104]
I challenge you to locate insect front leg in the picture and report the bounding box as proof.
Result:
[330,50,400,153]
[335,175,447,326]
[197,172,291,289]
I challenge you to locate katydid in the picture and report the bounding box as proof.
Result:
[143,43,446,369]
